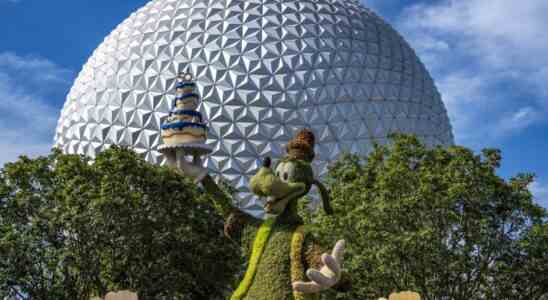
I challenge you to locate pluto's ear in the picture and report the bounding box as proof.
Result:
[312,179,333,215]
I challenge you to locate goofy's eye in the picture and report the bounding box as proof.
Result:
[275,163,284,179]
[284,163,296,182]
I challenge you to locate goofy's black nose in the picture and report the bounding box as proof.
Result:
[262,157,272,168]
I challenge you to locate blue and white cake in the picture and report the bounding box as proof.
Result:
[161,73,208,147]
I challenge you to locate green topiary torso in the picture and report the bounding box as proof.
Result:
[228,201,322,300]
[243,222,296,300]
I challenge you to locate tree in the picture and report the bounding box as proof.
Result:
[309,134,548,300]
[0,147,238,299]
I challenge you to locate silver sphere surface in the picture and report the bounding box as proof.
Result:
[54,0,454,216]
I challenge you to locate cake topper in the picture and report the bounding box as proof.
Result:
[159,71,212,181]
[180,72,193,82]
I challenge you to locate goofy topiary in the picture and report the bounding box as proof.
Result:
[178,129,350,300]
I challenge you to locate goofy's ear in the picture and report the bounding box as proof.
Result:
[312,179,333,215]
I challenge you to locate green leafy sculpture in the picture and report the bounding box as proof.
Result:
[170,128,350,300]
[157,73,349,299]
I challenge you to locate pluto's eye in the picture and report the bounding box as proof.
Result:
[283,172,288,181]
[276,171,280,177]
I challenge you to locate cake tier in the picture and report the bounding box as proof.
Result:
[174,93,199,110]
[162,133,207,146]
[176,82,196,94]
[176,82,195,89]
[161,122,207,146]
[161,121,206,131]
[166,109,203,123]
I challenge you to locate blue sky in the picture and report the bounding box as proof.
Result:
[1,0,547,208]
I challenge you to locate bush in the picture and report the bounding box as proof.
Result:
[0,147,238,299]
[310,135,548,300]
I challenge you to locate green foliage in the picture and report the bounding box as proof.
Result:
[242,222,295,300]
[0,147,238,299]
[310,134,548,300]
[231,218,275,300]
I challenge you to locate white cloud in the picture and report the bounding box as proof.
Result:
[402,0,548,70]
[529,181,548,208]
[0,52,72,88]
[395,0,548,147]
[0,52,72,166]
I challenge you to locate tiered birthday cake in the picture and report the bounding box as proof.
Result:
[161,73,208,147]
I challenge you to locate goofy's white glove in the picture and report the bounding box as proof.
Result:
[104,291,138,300]
[292,240,345,294]
[164,149,208,183]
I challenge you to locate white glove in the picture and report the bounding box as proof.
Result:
[387,291,422,300]
[104,291,138,300]
[378,291,422,300]
[164,149,208,183]
[176,156,208,183]
[292,240,345,294]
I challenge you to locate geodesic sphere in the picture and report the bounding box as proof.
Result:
[54,0,454,216]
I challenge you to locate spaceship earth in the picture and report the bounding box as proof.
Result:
[54,0,454,215]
